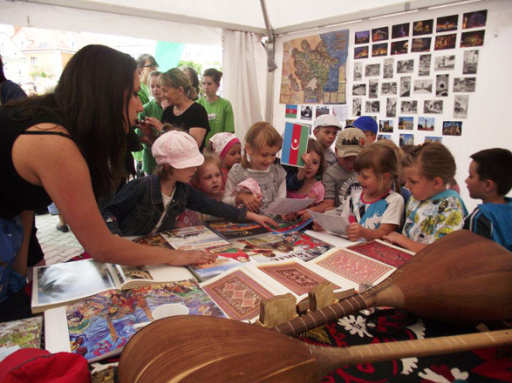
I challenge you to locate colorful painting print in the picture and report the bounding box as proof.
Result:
[390,40,408,55]
[258,262,340,296]
[347,241,414,268]
[461,30,485,47]
[285,104,298,118]
[355,30,370,44]
[411,37,431,53]
[413,19,433,36]
[205,220,270,240]
[372,43,387,57]
[133,233,172,249]
[435,34,457,50]
[443,121,463,136]
[354,46,369,59]
[436,15,458,32]
[202,270,274,321]
[0,316,43,351]
[316,249,392,284]
[372,27,389,42]
[418,116,435,131]
[278,232,333,258]
[463,10,487,29]
[392,23,409,39]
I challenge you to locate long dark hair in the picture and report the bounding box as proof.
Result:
[4,45,136,199]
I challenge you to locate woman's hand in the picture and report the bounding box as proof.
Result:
[168,250,217,266]
[246,212,278,229]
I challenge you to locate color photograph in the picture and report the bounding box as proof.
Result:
[436,15,458,32]
[462,10,487,29]
[461,30,485,47]
[379,119,394,133]
[399,133,414,146]
[390,40,408,55]
[418,116,435,131]
[372,43,388,57]
[354,46,369,59]
[413,19,433,36]
[355,30,370,44]
[398,116,414,130]
[442,121,462,136]
[435,34,457,50]
[411,37,431,53]
[372,26,389,42]
[392,23,409,39]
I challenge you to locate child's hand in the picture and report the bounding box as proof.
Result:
[312,222,325,232]
[346,222,365,242]
[382,231,403,245]
[297,209,310,220]
[247,212,278,229]
[282,212,297,222]
[237,192,261,213]
[169,250,217,266]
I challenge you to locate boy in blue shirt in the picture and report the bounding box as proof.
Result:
[464,148,512,251]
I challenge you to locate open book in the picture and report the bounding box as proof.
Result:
[200,258,358,322]
[31,259,194,313]
[44,279,226,362]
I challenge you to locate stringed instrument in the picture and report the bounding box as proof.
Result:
[275,230,512,335]
[118,315,512,382]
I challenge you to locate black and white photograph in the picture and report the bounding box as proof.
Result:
[453,77,476,92]
[365,63,381,77]
[352,83,367,96]
[418,116,435,131]
[411,37,431,53]
[300,105,313,120]
[442,121,463,136]
[379,120,394,133]
[372,26,389,41]
[399,133,414,146]
[369,79,379,99]
[315,106,330,118]
[436,74,449,97]
[391,40,408,55]
[463,50,479,74]
[372,43,388,57]
[353,98,362,116]
[414,79,433,94]
[463,10,487,29]
[353,62,363,81]
[401,100,418,114]
[383,58,394,78]
[397,59,414,74]
[386,97,397,118]
[413,19,433,36]
[400,76,411,97]
[435,34,457,50]
[436,15,459,32]
[382,82,398,95]
[454,95,469,118]
[355,30,370,44]
[365,100,380,113]
[418,54,431,76]
[392,23,410,39]
[424,100,444,114]
[435,55,456,71]
[398,117,414,130]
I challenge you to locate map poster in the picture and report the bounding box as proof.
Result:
[280,29,349,105]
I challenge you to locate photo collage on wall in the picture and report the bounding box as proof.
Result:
[351,9,486,145]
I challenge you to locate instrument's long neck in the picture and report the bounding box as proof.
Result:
[311,329,512,377]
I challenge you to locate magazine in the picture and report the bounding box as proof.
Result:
[205,220,271,240]
[31,259,194,313]
[159,225,229,250]
[0,316,43,361]
[44,280,226,362]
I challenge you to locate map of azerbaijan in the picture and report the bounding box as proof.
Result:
[280,29,349,104]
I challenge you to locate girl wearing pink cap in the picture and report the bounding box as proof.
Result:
[209,132,241,189]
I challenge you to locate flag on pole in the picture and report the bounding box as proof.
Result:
[280,122,309,167]
[285,104,298,118]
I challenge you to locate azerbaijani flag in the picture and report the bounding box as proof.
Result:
[285,104,298,118]
[281,122,309,167]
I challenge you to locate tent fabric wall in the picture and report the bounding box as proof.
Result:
[222,29,267,143]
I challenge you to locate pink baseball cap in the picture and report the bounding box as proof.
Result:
[152,130,204,169]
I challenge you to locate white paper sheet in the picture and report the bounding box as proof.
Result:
[307,209,349,237]
[264,198,314,215]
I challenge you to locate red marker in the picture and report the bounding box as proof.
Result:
[349,215,357,224]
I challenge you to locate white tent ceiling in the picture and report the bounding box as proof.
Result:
[2,0,468,45]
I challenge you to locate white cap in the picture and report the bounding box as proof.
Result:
[314,114,342,130]
[152,130,204,169]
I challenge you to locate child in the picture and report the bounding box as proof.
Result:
[209,132,242,189]
[102,131,276,236]
[287,139,326,204]
[383,143,467,252]
[136,70,162,175]
[348,116,378,144]
[340,145,404,241]
[463,148,512,251]
[308,127,367,213]
[312,114,342,166]
[223,122,286,213]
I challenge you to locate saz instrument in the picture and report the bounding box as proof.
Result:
[275,230,512,335]
[118,315,512,383]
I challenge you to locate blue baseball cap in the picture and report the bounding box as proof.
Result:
[350,116,378,135]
